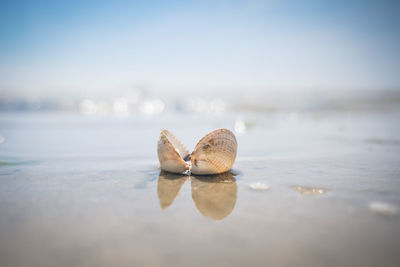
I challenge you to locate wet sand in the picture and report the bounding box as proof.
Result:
[0,111,400,267]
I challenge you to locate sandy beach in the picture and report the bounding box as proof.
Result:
[0,110,399,267]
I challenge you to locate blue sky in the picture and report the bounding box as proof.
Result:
[1,0,400,98]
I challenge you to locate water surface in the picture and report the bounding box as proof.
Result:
[0,111,399,266]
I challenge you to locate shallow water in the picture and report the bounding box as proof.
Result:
[0,111,400,267]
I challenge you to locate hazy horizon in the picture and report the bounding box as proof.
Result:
[1,0,400,100]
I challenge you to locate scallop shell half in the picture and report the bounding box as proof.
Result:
[157,128,237,175]
[157,129,190,174]
[190,129,237,175]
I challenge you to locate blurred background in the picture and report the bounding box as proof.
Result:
[1,0,400,114]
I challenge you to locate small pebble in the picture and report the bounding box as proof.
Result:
[248,182,269,191]
[293,186,327,195]
[369,201,398,216]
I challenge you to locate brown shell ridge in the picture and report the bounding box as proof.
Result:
[158,128,237,175]
[190,128,237,175]
[158,130,189,174]
[160,129,190,159]
[194,158,229,174]
[193,128,237,150]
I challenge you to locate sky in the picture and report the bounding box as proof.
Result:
[0,0,400,99]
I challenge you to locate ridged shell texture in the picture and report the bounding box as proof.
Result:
[157,128,237,175]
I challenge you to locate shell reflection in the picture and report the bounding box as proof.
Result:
[157,171,188,210]
[157,171,237,220]
[191,172,237,220]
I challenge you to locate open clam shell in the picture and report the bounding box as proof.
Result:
[190,129,237,175]
[157,128,237,175]
[157,129,190,174]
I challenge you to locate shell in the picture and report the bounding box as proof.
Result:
[190,129,237,175]
[157,129,190,174]
[157,128,237,175]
